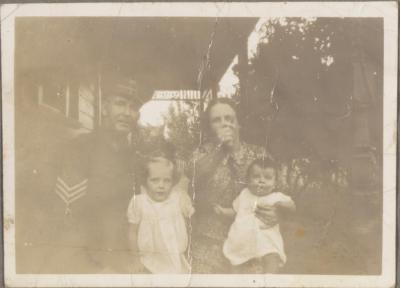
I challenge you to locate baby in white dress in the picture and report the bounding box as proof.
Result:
[214,158,295,273]
[127,155,194,274]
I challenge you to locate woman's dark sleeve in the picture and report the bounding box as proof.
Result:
[186,144,226,195]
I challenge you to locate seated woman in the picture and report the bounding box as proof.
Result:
[187,98,278,273]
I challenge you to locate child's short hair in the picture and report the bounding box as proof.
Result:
[140,144,180,185]
[246,157,277,181]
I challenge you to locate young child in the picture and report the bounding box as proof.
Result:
[127,152,194,274]
[214,158,295,273]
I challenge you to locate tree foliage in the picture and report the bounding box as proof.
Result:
[163,101,201,162]
[237,18,382,167]
[231,18,382,196]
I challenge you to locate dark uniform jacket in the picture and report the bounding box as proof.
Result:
[42,128,139,272]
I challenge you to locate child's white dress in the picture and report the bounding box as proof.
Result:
[223,188,293,266]
[127,188,194,274]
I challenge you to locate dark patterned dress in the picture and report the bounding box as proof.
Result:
[188,142,267,273]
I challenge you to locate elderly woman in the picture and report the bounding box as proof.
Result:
[188,98,278,273]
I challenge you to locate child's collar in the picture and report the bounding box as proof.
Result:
[140,186,174,204]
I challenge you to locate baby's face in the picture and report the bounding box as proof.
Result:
[248,165,276,197]
[145,161,174,202]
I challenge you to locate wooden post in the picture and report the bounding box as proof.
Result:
[237,32,249,106]
[94,64,103,129]
[350,21,377,189]
[237,31,249,142]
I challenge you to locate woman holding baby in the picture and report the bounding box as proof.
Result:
[187,98,295,274]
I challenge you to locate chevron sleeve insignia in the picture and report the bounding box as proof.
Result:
[55,177,88,213]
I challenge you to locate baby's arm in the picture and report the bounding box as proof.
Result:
[213,204,235,218]
[275,198,296,212]
[214,191,243,218]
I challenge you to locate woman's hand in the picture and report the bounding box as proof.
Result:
[255,205,278,229]
[216,125,236,149]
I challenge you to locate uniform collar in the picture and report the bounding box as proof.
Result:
[96,128,132,152]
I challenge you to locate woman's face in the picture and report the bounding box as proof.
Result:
[208,103,239,143]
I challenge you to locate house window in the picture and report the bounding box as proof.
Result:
[38,82,70,116]
[37,79,98,131]
[78,85,96,130]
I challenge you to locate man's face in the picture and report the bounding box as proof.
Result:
[103,95,139,134]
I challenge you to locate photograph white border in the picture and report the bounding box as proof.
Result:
[1,2,398,287]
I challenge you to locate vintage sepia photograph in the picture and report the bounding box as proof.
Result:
[1,2,397,287]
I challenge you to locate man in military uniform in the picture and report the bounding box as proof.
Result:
[36,77,142,273]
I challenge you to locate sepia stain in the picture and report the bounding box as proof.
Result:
[295,227,305,237]
[4,217,14,231]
